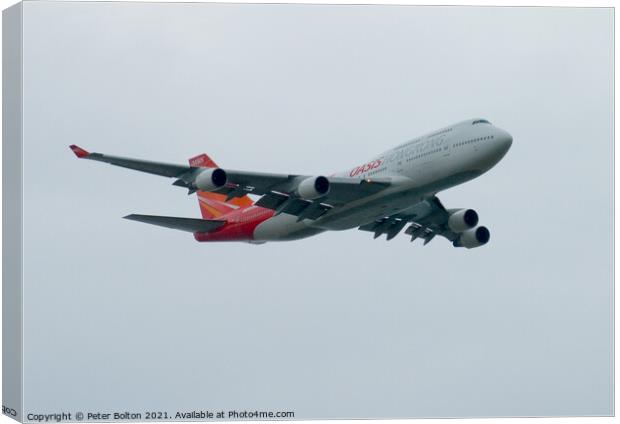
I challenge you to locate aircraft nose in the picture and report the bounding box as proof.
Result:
[494,128,513,156]
[476,128,512,171]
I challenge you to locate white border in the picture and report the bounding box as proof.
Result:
[0,1,614,424]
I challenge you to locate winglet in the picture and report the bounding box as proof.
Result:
[69,145,90,158]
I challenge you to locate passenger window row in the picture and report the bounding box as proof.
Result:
[454,135,494,147]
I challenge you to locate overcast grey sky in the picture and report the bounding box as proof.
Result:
[17,2,612,418]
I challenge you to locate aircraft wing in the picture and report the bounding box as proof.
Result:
[210,172,390,198]
[250,176,391,220]
[358,196,463,244]
[69,145,191,177]
[70,145,392,220]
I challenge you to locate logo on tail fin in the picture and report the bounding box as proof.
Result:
[189,153,218,168]
[189,153,253,219]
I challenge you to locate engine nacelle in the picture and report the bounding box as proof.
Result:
[454,226,490,249]
[448,209,479,233]
[296,176,330,200]
[195,168,227,192]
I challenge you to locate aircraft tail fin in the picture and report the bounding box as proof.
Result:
[188,153,253,219]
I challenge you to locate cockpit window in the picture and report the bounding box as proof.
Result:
[472,119,491,125]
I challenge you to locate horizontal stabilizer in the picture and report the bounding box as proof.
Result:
[124,214,225,233]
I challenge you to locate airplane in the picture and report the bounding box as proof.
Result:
[69,118,512,248]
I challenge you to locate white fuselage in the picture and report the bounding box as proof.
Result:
[253,118,513,241]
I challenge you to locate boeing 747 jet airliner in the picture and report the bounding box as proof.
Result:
[70,118,512,248]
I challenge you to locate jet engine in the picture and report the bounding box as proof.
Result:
[195,168,227,192]
[453,226,490,248]
[448,209,479,233]
[296,176,330,200]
